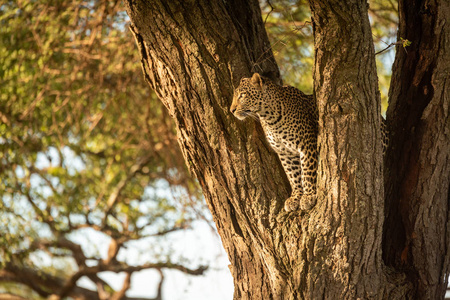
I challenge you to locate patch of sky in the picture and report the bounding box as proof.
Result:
[127,221,233,300]
[111,10,130,31]
[70,185,233,299]
[30,173,54,198]
[68,227,111,260]
[14,165,24,178]
[30,249,77,276]
[76,219,233,299]
[62,146,86,175]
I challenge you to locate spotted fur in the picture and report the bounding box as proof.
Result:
[230,73,319,211]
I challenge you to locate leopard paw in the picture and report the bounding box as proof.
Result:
[284,197,299,212]
[284,191,303,212]
[299,194,317,211]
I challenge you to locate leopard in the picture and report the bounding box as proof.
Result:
[230,73,319,211]
[230,73,390,212]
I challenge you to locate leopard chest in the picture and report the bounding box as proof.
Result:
[260,117,301,153]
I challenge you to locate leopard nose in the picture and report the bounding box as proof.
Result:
[230,107,236,114]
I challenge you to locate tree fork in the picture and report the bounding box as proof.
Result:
[125,0,448,299]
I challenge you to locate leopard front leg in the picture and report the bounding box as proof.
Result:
[298,147,318,210]
[277,153,304,212]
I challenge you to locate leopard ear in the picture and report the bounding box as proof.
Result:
[250,73,263,90]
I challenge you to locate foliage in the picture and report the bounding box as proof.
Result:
[0,0,207,299]
[260,0,314,93]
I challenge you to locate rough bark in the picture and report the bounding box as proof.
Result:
[305,1,406,298]
[125,0,450,299]
[383,0,450,299]
[125,1,289,298]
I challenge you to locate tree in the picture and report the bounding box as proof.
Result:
[0,1,209,299]
[383,0,450,298]
[125,0,450,299]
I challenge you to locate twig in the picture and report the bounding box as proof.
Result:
[375,41,402,56]
[253,20,311,71]
[264,0,274,25]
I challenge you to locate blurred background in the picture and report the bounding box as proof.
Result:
[0,0,397,299]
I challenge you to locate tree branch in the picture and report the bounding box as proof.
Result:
[1,263,170,300]
[55,260,207,299]
[31,236,88,267]
[110,272,132,300]
[375,40,403,55]
[102,154,153,225]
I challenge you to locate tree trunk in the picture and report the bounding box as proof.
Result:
[307,0,390,298]
[125,1,289,298]
[124,0,450,299]
[383,0,450,299]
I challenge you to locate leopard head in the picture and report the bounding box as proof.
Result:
[230,73,265,120]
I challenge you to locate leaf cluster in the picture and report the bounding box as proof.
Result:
[0,1,207,298]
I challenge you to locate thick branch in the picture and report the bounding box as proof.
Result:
[1,263,175,300]
[56,261,206,298]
